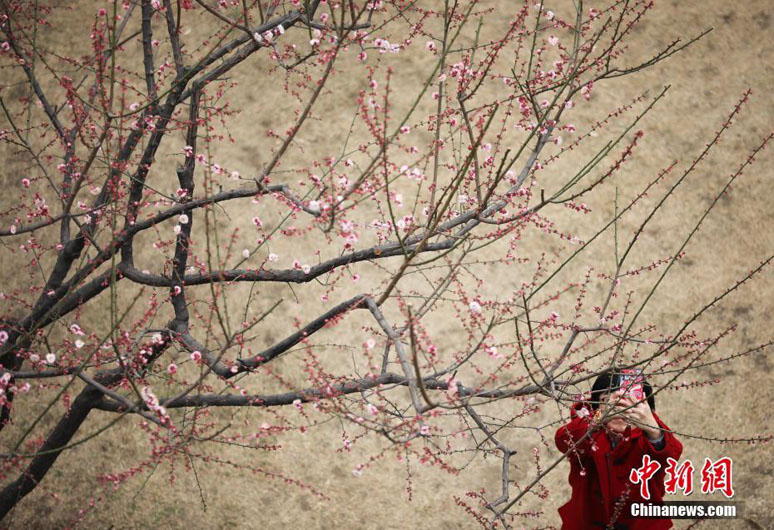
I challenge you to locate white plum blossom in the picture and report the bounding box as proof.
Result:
[469,301,482,313]
[405,167,423,181]
[142,386,169,422]
[486,345,504,359]
[178,214,189,224]
[45,353,56,364]
[242,249,250,258]
[373,37,399,53]
[446,376,460,400]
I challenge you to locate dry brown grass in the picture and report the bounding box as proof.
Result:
[1,1,773,528]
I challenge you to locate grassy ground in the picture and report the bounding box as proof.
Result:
[1,0,773,528]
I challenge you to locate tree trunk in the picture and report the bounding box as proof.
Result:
[0,386,99,519]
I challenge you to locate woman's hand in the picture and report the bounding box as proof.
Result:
[595,391,629,433]
[617,393,661,440]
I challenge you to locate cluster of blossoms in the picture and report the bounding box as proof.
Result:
[141,386,170,424]
[339,219,360,249]
[372,37,401,54]
[399,165,424,181]
[26,351,58,366]
[253,24,285,45]
[0,372,30,408]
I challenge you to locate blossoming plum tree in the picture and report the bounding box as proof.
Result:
[0,0,771,526]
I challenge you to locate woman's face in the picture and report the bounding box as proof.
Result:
[600,390,628,434]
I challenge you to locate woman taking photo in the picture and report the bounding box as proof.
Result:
[555,368,683,529]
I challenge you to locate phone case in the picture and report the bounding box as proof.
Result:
[619,368,644,401]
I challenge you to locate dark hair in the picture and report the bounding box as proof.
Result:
[590,368,655,411]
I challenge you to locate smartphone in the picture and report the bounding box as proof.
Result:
[618,368,644,401]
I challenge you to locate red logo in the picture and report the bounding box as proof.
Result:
[700,457,734,498]
[629,454,661,500]
[664,457,695,495]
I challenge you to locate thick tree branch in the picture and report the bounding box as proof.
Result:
[93,373,542,411]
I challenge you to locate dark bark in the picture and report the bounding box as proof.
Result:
[0,337,170,519]
[0,386,99,519]
[238,294,368,371]
[91,373,540,411]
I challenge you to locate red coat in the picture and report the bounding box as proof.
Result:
[555,402,683,529]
